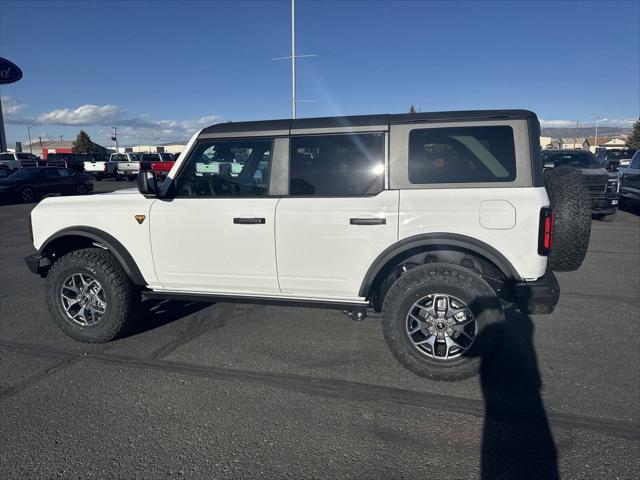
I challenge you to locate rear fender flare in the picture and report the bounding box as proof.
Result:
[359,233,520,298]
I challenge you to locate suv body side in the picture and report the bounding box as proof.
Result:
[29,110,548,305]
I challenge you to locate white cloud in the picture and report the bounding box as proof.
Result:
[35,104,126,126]
[2,99,220,143]
[540,118,636,128]
[539,119,576,128]
[1,96,27,117]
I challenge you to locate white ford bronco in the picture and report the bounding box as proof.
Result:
[26,110,589,380]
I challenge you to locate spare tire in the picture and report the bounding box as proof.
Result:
[544,167,591,272]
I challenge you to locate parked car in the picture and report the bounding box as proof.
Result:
[0,167,93,203]
[140,153,175,178]
[542,149,619,221]
[83,153,115,180]
[44,153,87,172]
[108,153,141,181]
[0,151,40,171]
[26,109,594,381]
[595,148,637,171]
[619,151,640,205]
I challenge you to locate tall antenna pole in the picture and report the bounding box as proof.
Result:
[273,0,316,119]
[291,0,296,119]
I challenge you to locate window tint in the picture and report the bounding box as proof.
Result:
[175,138,272,197]
[58,168,72,177]
[289,133,384,196]
[408,126,516,184]
[44,168,60,178]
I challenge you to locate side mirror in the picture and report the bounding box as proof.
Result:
[543,161,554,169]
[137,170,158,197]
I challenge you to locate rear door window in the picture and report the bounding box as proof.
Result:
[289,133,385,196]
[408,126,516,184]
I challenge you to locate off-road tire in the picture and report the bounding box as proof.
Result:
[544,167,591,272]
[381,263,504,381]
[45,248,139,342]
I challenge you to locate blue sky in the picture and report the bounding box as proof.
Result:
[1,0,638,148]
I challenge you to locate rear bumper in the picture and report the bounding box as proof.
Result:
[513,270,560,315]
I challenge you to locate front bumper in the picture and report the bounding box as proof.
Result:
[591,194,618,215]
[513,270,560,315]
[25,253,51,277]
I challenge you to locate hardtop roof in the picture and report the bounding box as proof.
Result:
[200,109,536,135]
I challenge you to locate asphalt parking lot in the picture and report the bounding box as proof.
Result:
[1,181,639,479]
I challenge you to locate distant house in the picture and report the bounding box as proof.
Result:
[539,136,552,149]
[557,138,589,150]
[585,136,628,153]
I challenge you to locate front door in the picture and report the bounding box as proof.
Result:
[150,137,280,294]
[275,133,399,299]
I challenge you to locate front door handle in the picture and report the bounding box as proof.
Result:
[350,218,386,225]
[233,217,266,224]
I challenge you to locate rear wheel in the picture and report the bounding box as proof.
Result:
[382,263,504,381]
[75,184,88,195]
[45,248,139,343]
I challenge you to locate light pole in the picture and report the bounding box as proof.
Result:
[27,125,32,153]
[112,127,118,153]
[594,115,607,152]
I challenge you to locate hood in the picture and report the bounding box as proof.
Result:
[104,187,139,195]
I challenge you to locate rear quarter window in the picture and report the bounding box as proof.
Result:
[408,126,516,184]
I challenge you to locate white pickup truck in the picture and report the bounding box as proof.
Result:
[110,153,141,181]
[82,153,114,180]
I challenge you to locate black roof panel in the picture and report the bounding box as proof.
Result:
[199,109,536,135]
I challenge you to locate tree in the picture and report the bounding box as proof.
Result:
[72,130,97,153]
[409,105,417,114]
[627,118,640,150]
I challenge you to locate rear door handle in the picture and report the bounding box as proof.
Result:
[233,217,266,224]
[350,218,386,225]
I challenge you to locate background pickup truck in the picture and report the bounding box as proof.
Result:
[140,153,175,178]
[110,153,141,181]
[82,153,114,180]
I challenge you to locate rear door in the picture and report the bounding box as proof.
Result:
[150,137,280,293]
[275,132,399,300]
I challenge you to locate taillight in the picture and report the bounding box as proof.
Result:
[538,207,554,256]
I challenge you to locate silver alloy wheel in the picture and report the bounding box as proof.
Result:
[60,273,107,326]
[406,293,477,361]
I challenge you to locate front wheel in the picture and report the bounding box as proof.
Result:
[381,263,504,381]
[45,248,139,343]
[75,184,88,195]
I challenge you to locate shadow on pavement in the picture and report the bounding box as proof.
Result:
[479,308,558,480]
[126,298,212,337]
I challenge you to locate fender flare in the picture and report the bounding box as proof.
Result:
[359,233,520,298]
[39,226,147,286]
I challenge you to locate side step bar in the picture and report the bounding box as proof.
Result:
[143,290,369,313]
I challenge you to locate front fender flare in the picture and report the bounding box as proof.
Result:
[39,226,147,286]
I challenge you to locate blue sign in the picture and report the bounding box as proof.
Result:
[0,57,23,85]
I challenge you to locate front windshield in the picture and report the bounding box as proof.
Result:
[9,168,41,179]
[547,151,599,168]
